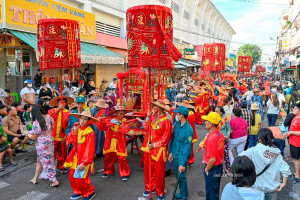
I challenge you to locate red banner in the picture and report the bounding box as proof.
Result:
[37,19,81,70]
[238,56,252,72]
[202,43,225,71]
[126,5,181,69]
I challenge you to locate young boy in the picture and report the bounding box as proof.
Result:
[0,133,17,171]
[64,111,98,200]
[23,104,32,127]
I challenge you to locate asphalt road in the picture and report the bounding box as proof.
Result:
[0,119,299,200]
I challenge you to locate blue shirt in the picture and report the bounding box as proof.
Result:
[66,109,80,135]
[286,87,294,95]
[169,120,194,166]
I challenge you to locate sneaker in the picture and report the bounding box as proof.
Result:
[58,168,68,174]
[187,163,194,167]
[121,176,129,181]
[143,190,156,197]
[70,194,82,200]
[102,173,113,178]
[158,195,164,200]
[175,194,182,199]
[83,193,96,200]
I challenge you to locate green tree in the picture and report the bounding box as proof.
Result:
[237,44,263,66]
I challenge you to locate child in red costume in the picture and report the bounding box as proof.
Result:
[193,83,209,125]
[96,106,131,181]
[64,111,98,200]
[141,100,173,200]
[48,97,73,174]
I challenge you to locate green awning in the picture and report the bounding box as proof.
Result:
[9,30,124,64]
[10,30,37,49]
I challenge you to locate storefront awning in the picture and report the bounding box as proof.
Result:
[9,30,124,65]
[180,58,201,67]
[177,59,195,67]
[174,63,187,69]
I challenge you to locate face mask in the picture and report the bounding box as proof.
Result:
[27,84,32,88]
[175,115,179,121]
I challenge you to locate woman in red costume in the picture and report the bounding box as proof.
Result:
[64,111,98,200]
[141,100,173,200]
[96,106,131,181]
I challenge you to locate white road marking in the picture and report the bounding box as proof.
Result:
[0,181,9,189]
[16,191,49,200]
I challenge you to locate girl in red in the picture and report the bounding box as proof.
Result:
[64,111,99,200]
[285,102,300,183]
[194,83,209,125]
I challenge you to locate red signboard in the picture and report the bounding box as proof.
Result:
[238,56,252,72]
[126,5,181,69]
[37,19,81,70]
[202,43,225,71]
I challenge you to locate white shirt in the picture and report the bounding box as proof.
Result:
[20,87,35,96]
[109,82,116,89]
[278,93,285,106]
[245,91,254,101]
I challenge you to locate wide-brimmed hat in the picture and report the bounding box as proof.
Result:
[253,88,260,93]
[95,99,109,108]
[49,96,75,107]
[152,100,170,112]
[89,90,97,95]
[251,103,259,111]
[288,82,293,87]
[201,112,221,125]
[109,106,132,115]
[69,111,100,123]
[176,100,195,109]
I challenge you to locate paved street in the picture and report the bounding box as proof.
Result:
[0,119,299,200]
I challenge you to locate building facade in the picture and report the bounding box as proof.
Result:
[0,0,235,93]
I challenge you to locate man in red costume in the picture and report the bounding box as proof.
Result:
[214,86,228,107]
[64,111,98,200]
[194,82,209,125]
[141,100,173,200]
[48,97,74,174]
[96,106,131,181]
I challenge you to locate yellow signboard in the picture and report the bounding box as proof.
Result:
[0,0,3,27]
[0,34,30,47]
[226,60,233,67]
[173,41,185,56]
[5,0,95,43]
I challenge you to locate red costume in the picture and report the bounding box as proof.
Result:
[96,118,130,177]
[239,84,247,95]
[188,110,197,165]
[194,92,209,125]
[64,125,95,198]
[214,93,227,107]
[141,114,173,196]
[48,108,70,170]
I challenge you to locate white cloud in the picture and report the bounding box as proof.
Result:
[229,2,287,55]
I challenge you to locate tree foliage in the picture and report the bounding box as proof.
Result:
[237,44,263,66]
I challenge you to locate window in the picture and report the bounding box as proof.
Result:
[183,10,189,20]
[158,0,166,3]
[207,28,211,34]
[194,19,198,26]
[96,21,120,37]
[171,1,179,13]
[201,24,205,30]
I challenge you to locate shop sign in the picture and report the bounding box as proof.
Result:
[5,0,95,43]
[173,41,185,56]
[185,48,195,55]
[282,40,288,50]
[226,60,233,67]
[0,34,30,47]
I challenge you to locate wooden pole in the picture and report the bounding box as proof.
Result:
[148,67,152,200]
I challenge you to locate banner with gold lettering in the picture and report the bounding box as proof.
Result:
[238,56,252,72]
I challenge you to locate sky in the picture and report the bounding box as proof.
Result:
[211,0,288,55]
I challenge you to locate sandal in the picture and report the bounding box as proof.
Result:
[11,161,17,166]
[49,183,59,187]
[29,179,38,184]
[0,166,4,171]
[293,177,300,184]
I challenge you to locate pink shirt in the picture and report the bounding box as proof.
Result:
[230,117,248,139]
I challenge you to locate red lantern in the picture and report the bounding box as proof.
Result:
[126,5,181,69]
[238,56,252,72]
[37,19,81,70]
